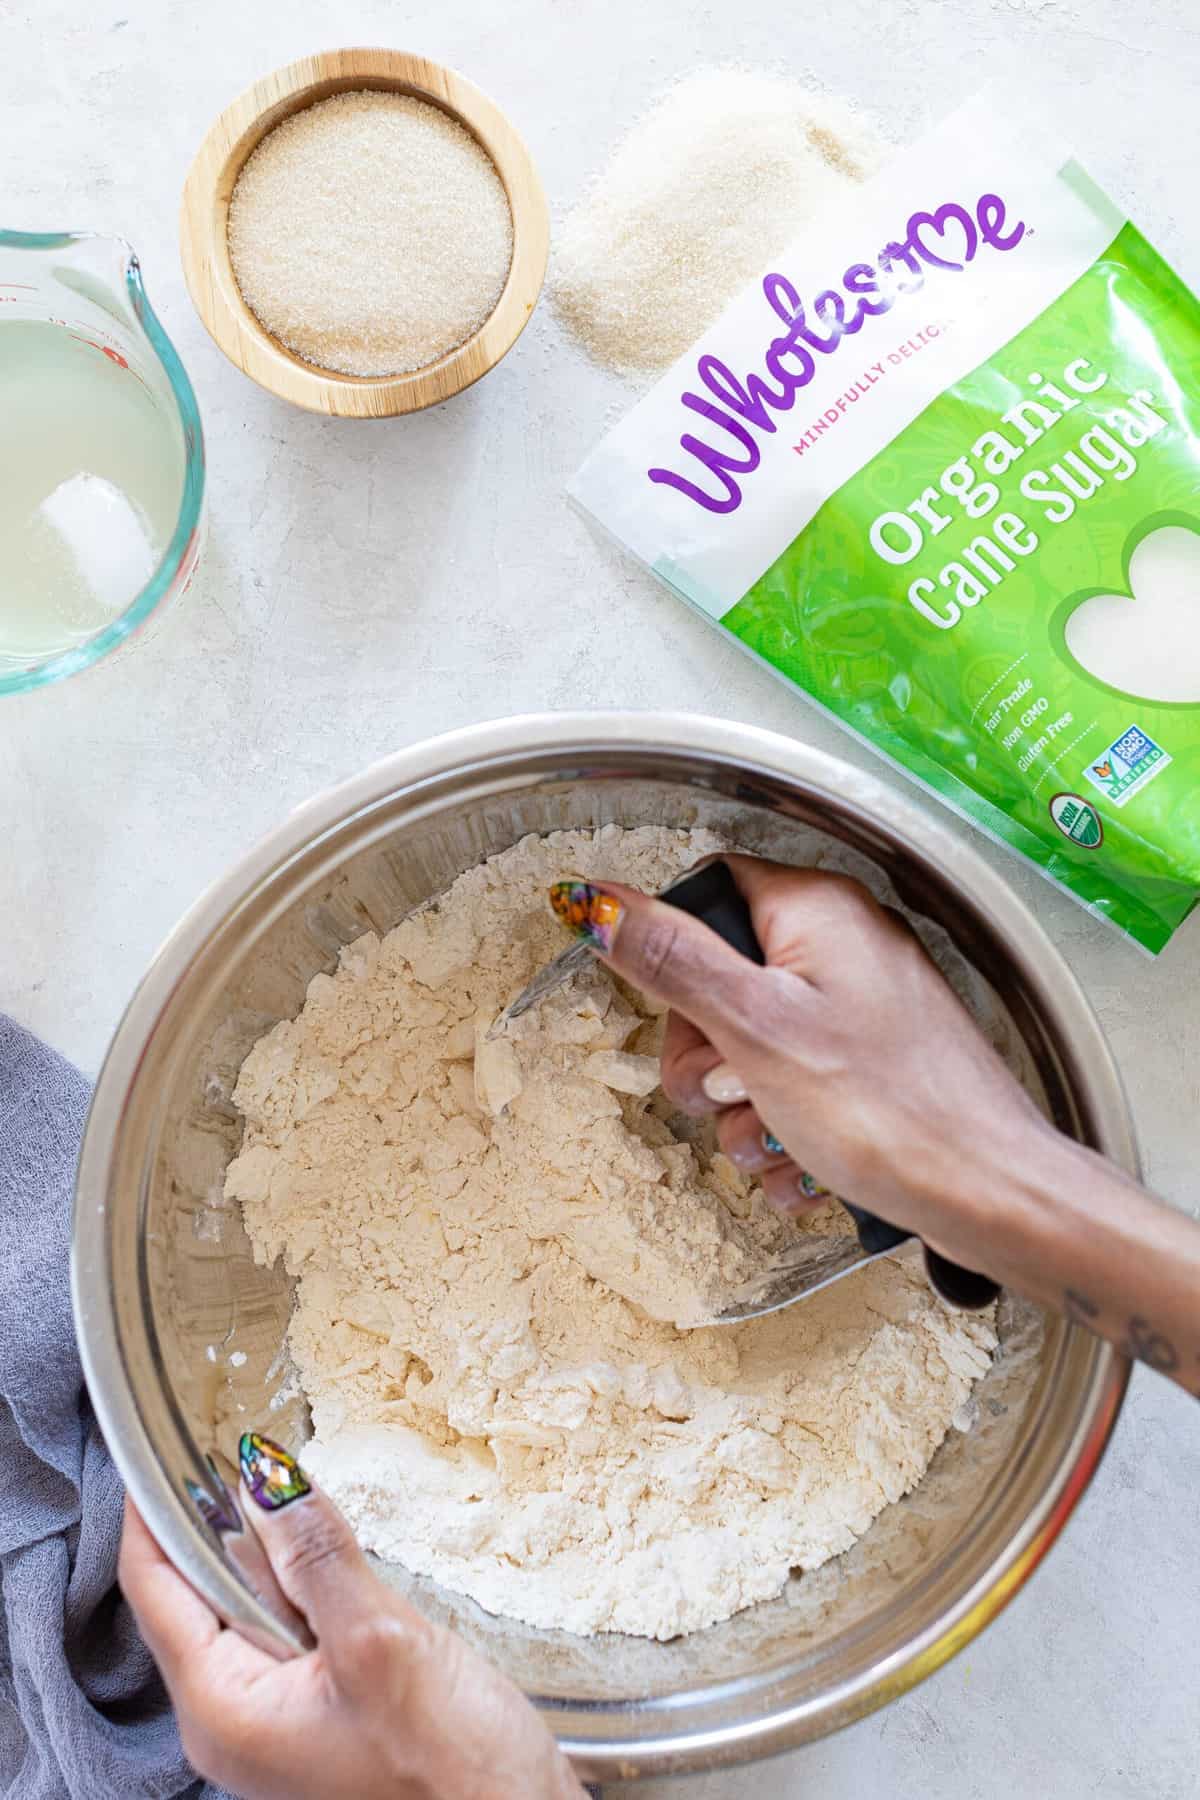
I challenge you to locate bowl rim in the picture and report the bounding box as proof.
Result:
[72,711,1132,1776]
[178,48,549,417]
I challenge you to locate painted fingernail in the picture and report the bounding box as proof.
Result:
[238,1431,311,1511]
[702,1063,749,1105]
[762,1131,785,1156]
[549,880,624,952]
[766,1171,835,1217]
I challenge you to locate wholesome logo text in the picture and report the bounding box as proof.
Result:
[647,194,1026,515]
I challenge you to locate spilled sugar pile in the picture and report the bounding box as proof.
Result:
[553,69,887,378]
[226,826,994,1641]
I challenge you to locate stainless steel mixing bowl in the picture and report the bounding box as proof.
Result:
[73,713,1132,1782]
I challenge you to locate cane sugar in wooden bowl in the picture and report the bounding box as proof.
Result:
[180,50,549,417]
[227,89,514,379]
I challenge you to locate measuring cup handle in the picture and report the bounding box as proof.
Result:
[664,860,1001,1312]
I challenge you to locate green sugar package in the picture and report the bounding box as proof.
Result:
[571,97,1200,952]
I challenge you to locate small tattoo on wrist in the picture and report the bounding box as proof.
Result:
[1064,1293,1183,1376]
[1117,1316,1180,1374]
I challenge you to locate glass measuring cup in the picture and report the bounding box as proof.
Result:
[0,231,205,695]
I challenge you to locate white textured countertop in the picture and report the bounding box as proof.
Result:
[3,0,1199,1792]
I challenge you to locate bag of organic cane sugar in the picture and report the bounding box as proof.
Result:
[570,96,1200,953]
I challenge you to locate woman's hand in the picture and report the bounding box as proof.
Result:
[118,1437,585,1800]
[555,856,1048,1270]
[550,857,1200,1395]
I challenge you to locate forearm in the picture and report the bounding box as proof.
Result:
[596,861,1200,1394]
[949,1126,1200,1396]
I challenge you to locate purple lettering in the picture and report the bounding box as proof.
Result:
[905,203,978,272]
[877,240,926,295]
[844,263,892,319]
[764,326,816,395]
[762,272,804,326]
[794,308,844,357]
[813,288,855,342]
[646,186,1030,513]
[648,395,762,513]
[976,192,1025,250]
[697,356,779,434]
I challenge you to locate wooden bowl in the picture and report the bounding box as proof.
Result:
[180,49,549,417]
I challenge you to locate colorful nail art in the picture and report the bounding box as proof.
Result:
[762,1131,785,1156]
[549,880,624,952]
[239,1431,311,1511]
[796,1170,832,1201]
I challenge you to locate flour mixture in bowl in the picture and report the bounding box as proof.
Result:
[225,827,995,1640]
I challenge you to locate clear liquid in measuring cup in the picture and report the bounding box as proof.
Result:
[0,321,184,663]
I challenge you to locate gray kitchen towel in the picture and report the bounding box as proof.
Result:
[0,1013,227,1800]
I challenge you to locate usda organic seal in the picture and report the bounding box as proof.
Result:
[1050,794,1103,848]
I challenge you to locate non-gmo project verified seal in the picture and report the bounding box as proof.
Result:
[1082,725,1171,809]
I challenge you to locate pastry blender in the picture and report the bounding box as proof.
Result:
[493,860,999,1323]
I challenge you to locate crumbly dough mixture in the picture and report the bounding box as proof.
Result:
[226,828,995,1640]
